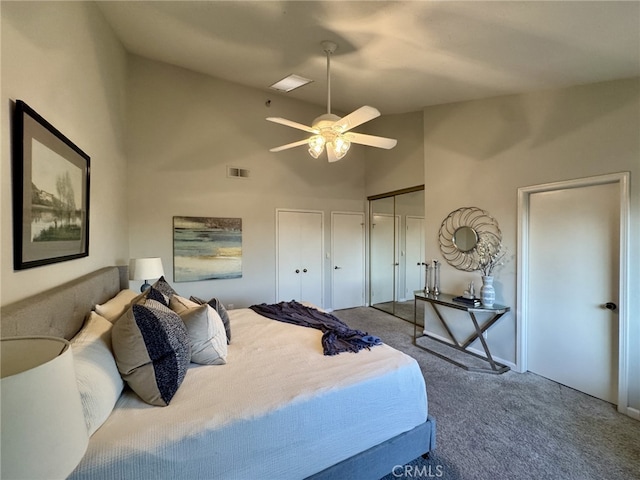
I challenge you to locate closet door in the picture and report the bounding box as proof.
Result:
[405,216,425,298]
[276,210,323,307]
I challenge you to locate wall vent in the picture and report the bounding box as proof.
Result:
[227,166,250,178]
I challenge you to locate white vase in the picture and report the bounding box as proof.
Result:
[480,275,495,308]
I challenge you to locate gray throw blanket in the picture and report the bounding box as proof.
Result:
[249,301,382,356]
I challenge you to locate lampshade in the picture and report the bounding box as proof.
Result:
[1,336,89,479]
[129,257,164,291]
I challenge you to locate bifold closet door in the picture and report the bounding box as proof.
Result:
[276,210,323,307]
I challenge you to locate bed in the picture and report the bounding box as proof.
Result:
[1,266,435,480]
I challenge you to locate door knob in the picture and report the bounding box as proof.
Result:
[334,266,341,269]
[604,302,617,311]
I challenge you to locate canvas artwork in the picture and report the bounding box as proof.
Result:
[173,216,242,282]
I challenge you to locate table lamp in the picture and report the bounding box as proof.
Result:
[1,336,89,479]
[129,257,164,291]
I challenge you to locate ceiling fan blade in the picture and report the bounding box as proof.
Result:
[269,138,310,152]
[333,106,381,133]
[266,117,318,134]
[345,132,397,149]
[326,147,339,163]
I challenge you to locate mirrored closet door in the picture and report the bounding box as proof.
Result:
[369,186,424,322]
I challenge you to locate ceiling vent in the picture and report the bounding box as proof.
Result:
[227,166,250,179]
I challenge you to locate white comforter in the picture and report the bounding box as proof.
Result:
[70,308,428,480]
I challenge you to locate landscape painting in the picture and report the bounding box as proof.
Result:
[173,216,242,282]
[13,100,90,270]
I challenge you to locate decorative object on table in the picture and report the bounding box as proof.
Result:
[452,295,481,307]
[173,216,242,282]
[424,261,431,294]
[438,207,501,271]
[1,336,89,479]
[129,257,164,291]
[432,260,440,295]
[12,100,90,270]
[480,275,496,308]
[476,240,507,308]
[463,281,476,299]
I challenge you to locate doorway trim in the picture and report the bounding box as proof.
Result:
[517,172,630,415]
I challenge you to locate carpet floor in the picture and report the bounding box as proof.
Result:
[332,307,640,480]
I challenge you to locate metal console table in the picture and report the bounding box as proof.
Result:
[414,290,510,374]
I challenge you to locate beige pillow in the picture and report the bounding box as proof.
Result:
[95,289,139,322]
[179,304,228,365]
[169,295,200,315]
[70,312,124,435]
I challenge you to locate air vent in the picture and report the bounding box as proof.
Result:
[227,166,250,178]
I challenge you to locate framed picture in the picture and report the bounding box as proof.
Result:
[12,100,90,270]
[173,216,242,282]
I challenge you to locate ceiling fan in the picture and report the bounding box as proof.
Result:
[267,41,397,162]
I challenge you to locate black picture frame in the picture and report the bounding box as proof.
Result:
[12,100,90,270]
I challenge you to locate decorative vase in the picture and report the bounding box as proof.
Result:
[424,262,431,294]
[480,275,495,308]
[433,260,440,295]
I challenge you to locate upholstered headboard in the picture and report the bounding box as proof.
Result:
[1,266,128,340]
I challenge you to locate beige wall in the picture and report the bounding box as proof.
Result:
[126,56,367,309]
[365,111,424,197]
[1,2,129,304]
[422,78,640,410]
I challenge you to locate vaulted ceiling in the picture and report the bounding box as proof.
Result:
[98,1,640,115]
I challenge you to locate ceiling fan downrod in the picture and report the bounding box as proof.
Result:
[321,40,337,115]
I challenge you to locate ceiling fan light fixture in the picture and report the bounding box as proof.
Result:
[331,136,350,160]
[266,41,396,161]
[308,135,325,158]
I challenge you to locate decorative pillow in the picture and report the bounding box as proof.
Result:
[169,295,200,315]
[70,312,124,435]
[191,296,231,344]
[111,299,191,406]
[179,304,228,365]
[152,276,177,298]
[95,289,139,322]
[130,276,177,306]
[146,286,170,307]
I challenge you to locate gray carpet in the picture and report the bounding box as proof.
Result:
[332,307,640,480]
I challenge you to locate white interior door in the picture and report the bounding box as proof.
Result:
[331,212,365,310]
[277,210,323,307]
[527,182,620,403]
[405,216,425,298]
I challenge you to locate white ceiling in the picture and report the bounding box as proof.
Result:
[97,1,640,115]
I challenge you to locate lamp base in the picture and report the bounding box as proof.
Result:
[140,281,151,292]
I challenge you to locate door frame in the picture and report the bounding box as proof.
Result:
[517,172,630,414]
[330,211,365,310]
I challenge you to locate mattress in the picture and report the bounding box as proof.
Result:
[70,307,428,480]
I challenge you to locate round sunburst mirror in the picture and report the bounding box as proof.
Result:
[438,207,501,271]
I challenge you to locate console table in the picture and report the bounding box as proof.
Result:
[414,290,510,374]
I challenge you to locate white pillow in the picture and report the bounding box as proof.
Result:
[179,304,228,365]
[71,312,124,435]
[95,289,140,322]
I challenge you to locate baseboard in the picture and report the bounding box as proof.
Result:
[623,406,640,421]
[421,329,517,371]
